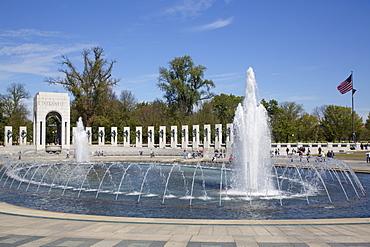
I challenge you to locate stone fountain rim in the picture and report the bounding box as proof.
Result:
[1,202,370,226]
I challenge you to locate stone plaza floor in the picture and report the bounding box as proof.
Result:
[1,156,370,246]
[1,202,370,247]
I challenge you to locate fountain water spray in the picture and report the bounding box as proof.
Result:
[74,117,89,163]
[232,67,275,195]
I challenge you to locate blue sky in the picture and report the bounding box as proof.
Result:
[0,0,369,121]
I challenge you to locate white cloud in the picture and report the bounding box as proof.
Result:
[121,73,159,87]
[0,43,95,77]
[166,0,215,18]
[191,17,234,32]
[0,29,63,38]
[210,72,241,80]
[287,95,317,101]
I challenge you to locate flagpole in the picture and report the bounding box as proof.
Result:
[351,70,356,143]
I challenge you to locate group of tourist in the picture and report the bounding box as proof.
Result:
[212,149,227,161]
[94,150,106,156]
[285,147,311,156]
[183,150,204,159]
[360,142,369,150]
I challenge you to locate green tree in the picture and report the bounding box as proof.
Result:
[191,100,219,126]
[0,83,31,143]
[320,105,363,142]
[261,99,283,142]
[45,47,120,127]
[297,113,320,142]
[157,55,215,117]
[365,112,370,130]
[211,93,243,125]
[274,102,304,143]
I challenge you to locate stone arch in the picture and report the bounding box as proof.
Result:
[46,111,62,145]
[33,92,70,152]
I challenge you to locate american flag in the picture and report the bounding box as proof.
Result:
[337,75,353,94]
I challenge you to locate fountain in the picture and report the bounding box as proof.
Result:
[231,67,275,196]
[0,68,368,220]
[74,117,89,163]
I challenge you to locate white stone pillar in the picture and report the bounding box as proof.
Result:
[192,125,199,149]
[170,126,177,149]
[111,127,118,146]
[148,126,155,148]
[181,125,189,150]
[226,123,233,150]
[214,124,222,150]
[203,124,211,150]
[159,126,166,148]
[136,127,142,148]
[86,127,92,145]
[98,127,105,146]
[4,126,12,147]
[123,127,130,147]
[19,126,27,145]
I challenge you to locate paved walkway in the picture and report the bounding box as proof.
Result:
[1,158,370,246]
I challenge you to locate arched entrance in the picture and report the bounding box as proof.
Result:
[45,112,62,152]
[33,92,70,152]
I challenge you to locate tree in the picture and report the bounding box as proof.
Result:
[261,99,283,142]
[0,83,31,143]
[320,105,363,142]
[274,102,304,143]
[365,112,370,130]
[157,55,215,117]
[211,93,243,125]
[296,113,320,142]
[45,47,120,127]
[120,90,138,112]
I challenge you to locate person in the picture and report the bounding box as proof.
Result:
[18,151,21,160]
[318,147,322,155]
[66,149,70,158]
[139,150,143,157]
[286,147,289,155]
[366,152,370,163]
[229,155,233,163]
[150,149,154,158]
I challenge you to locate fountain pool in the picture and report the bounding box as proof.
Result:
[0,158,368,220]
[0,67,368,220]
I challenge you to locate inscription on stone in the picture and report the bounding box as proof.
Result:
[38,101,64,106]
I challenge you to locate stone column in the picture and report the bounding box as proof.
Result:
[148,126,154,148]
[98,127,105,146]
[123,127,130,147]
[192,125,199,150]
[226,123,233,150]
[181,125,188,150]
[214,124,222,150]
[111,127,117,146]
[170,126,177,149]
[86,127,92,145]
[19,126,27,145]
[203,124,211,150]
[4,126,12,147]
[159,126,166,148]
[136,127,142,148]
